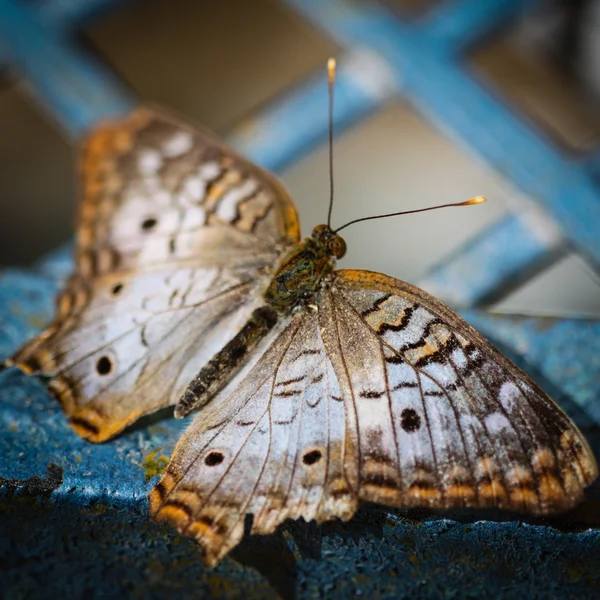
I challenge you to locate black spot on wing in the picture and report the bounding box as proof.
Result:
[400,408,421,432]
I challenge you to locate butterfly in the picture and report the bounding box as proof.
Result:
[6,95,597,568]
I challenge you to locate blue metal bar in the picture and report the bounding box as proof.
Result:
[417,0,542,52]
[0,0,135,139]
[418,213,566,307]
[281,0,600,271]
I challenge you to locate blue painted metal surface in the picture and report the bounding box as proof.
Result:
[1,0,599,597]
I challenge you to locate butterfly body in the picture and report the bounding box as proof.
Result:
[7,107,597,568]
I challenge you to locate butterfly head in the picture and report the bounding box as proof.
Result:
[264,226,346,312]
[312,224,346,259]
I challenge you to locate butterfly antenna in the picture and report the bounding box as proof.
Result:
[327,57,336,229]
[334,196,487,234]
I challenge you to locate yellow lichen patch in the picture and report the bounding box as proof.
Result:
[79,503,109,517]
[27,314,52,330]
[142,449,170,483]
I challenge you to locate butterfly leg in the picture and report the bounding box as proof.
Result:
[174,306,278,418]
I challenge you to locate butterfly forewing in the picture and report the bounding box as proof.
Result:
[11,108,300,442]
[151,268,597,566]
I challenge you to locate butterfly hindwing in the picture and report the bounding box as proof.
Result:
[149,309,358,567]
[10,107,300,442]
[150,268,597,566]
[334,269,597,514]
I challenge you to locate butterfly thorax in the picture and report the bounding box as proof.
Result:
[264,224,346,313]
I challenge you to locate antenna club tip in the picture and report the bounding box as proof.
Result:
[327,57,336,75]
[464,196,487,206]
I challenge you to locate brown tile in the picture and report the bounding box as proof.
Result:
[85,0,336,132]
[0,86,74,266]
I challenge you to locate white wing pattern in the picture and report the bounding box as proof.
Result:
[10,108,299,442]
[150,269,598,567]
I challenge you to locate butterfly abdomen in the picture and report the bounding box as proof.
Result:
[174,306,279,418]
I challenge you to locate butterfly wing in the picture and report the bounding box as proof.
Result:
[327,270,597,514]
[11,107,300,442]
[150,269,597,566]
[149,307,360,567]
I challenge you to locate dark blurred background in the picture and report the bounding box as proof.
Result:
[1,0,599,316]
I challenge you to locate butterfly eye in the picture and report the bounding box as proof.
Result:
[328,236,346,259]
[111,283,124,296]
[311,224,329,239]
